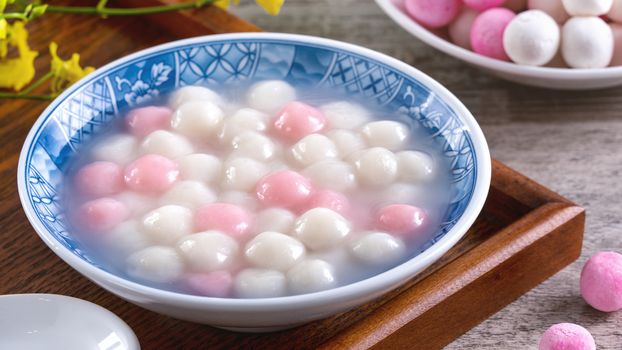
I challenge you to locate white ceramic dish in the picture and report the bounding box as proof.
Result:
[376,0,622,90]
[18,33,491,332]
[0,294,139,350]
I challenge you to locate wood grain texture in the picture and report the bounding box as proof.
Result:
[121,0,261,36]
[0,1,591,349]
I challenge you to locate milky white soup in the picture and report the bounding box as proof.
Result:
[63,80,451,298]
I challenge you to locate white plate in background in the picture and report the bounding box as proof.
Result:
[0,294,139,350]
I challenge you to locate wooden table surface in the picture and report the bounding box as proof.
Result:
[231,0,622,348]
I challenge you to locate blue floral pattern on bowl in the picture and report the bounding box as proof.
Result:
[22,36,477,270]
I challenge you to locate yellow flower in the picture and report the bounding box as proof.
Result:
[49,42,95,94]
[213,0,230,9]
[0,19,6,39]
[213,0,282,15]
[0,21,38,91]
[255,0,284,15]
[0,19,8,58]
[213,0,240,10]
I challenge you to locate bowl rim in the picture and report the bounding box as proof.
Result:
[375,0,622,80]
[18,32,491,311]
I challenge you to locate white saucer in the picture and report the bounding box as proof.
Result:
[0,294,140,350]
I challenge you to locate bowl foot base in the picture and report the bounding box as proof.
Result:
[215,323,303,333]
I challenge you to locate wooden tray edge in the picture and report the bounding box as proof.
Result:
[492,160,574,208]
[322,202,585,350]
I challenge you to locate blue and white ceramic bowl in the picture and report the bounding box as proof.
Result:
[18,33,491,331]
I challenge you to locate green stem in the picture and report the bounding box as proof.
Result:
[2,13,28,20]
[46,0,214,16]
[17,71,53,96]
[0,92,54,100]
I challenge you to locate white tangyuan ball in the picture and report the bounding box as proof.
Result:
[349,147,398,187]
[230,131,277,161]
[255,208,296,234]
[141,205,193,245]
[140,130,193,158]
[176,231,239,272]
[177,153,221,184]
[247,80,296,114]
[349,232,406,266]
[104,220,150,255]
[562,17,613,68]
[267,160,289,173]
[376,183,425,206]
[326,129,366,158]
[293,208,352,250]
[92,134,138,165]
[245,232,306,271]
[286,259,337,294]
[310,246,354,273]
[360,121,409,151]
[160,181,217,209]
[171,101,224,140]
[303,160,357,192]
[562,0,613,16]
[169,85,223,110]
[290,134,338,167]
[528,0,569,23]
[221,157,268,192]
[234,268,287,298]
[126,246,184,283]
[320,101,370,130]
[397,151,434,183]
[503,10,560,66]
[114,192,157,216]
[218,191,259,211]
[218,108,268,144]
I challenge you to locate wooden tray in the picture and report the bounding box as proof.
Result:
[0,2,585,349]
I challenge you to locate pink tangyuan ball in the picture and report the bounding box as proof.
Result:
[404,0,463,29]
[538,323,596,350]
[255,170,314,208]
[125,106,173,138]
[580,251,622,312]
[77,197,129,232]
[376,204,427,237]
[194,203,254,240]
[75,161,124,197]
[464,0,507,11]
[272,101,327,143]
[185,271,233,298]
[123,154,179,194]
[470,8,516,61]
